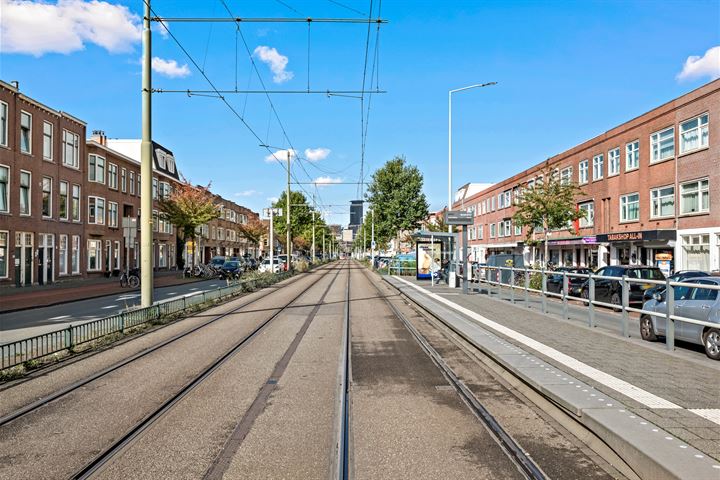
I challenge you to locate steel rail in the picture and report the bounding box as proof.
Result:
[70,261,345,480]
[0,265,333,429]
[336,261,352,480]
[360,265,547,480]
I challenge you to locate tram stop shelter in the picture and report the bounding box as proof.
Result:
[410,230,458,288]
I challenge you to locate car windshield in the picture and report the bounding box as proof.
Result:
[224,261,239,268]
[627,268,664,280]
[211,258,225,265]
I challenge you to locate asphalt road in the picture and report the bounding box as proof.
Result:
[0,278,224,345]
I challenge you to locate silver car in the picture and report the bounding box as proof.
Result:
[640,277,720,360]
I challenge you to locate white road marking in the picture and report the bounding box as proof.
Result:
[102,305,119,309]
[689,409,720,427]
[165,292,178,295]
[50,315,71,320]
[394,276,681,410]
[209,284,218,287]
[189,288,199,291]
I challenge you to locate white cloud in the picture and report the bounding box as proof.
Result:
[267,196,279,203]
[253,45,294,83]
[264,148,296,163]
[304,147,331,162]
[234,190,259,197]
[0,0,141,56]
[151,56,190,78]
[152,20,170,39]
[677,46,720,82]
[313,176,343,187]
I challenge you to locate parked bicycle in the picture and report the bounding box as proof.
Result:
[120,268,141,288]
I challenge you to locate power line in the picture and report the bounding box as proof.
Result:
[326,0,367,16]
[152,89,386,94]
[151,16,387,24]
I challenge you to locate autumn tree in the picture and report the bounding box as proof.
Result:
[512,168,586,267]
[158,181,220,268]
[237,217,268,256]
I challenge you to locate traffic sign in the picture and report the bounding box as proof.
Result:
[262,207,283,219]
[444,210,474,225]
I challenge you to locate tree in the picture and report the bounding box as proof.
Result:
[158,181,220,268]
[237,217,268,257]
[271,190,322,254]
[512,168,586,267]
[425,208,457,233]
[366,156,429,250]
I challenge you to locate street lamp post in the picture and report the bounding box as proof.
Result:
[448,81,497,281]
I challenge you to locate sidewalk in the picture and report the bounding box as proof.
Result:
[0,271,204,313]
[385,274,720,479]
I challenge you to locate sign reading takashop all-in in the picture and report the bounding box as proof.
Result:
[595,230,676,243]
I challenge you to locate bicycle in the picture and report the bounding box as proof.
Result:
[120,268,140,288]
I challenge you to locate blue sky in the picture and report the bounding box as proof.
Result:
[1,0,719,226]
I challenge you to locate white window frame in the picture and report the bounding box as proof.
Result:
[679,178,710,215]
[0,231,8,278]
[620,192,640,222]
[608,148,620,176]
[579,201,594,228]
[121,168,127,192]
[88,196,106,225]
[59,181,69,220]
[579,159,589,184]
[108,201,118,228]
[42,176,52,218]
[114,241,121,270]
[62,130,80,168]
[626,140,639,171]
[88,154,106,184]
[650,185,675,219]
[87,239,102,272]
[19,170,31,216]
[42,121,53,161]
[679,113,709,154]
[129,171,135,195]
[20,110,32,154]
[0,164,9,213]
[0,101,8,147]
[71,184,81,222]
[592,154,604,181]
[560,167,573,185]
[107,163,118,189]
[650,126,675,163]
[71,235,80,274]
[59,234,68,275]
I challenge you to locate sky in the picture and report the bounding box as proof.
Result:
[1,0,719,227]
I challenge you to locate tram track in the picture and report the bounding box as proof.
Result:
[0,264,334,429]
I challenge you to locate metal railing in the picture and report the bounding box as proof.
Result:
[1,271,295,371]
[470,266,719,352]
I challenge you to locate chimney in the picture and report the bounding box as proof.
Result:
[91,130,107,146]
[10,81,19,90]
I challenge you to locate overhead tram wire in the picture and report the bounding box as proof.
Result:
[358,0,374,198]
[143,1,331,215]
[151,17,387,24]
[326,0,368,17]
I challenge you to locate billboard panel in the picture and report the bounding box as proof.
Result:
[416,242,441,280]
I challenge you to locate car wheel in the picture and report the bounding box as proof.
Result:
[640,316,657,342]
[703,328,720,361]
[611,292,622,311]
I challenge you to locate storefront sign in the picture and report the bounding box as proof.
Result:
[546,236,597,246]
[596,230,675,243]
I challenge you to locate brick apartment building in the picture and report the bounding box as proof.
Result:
[0,80,259,287]
[454,79,719,274]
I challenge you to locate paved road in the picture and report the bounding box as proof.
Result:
[0,278,224,344]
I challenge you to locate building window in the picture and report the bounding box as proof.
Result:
[620,193,640,222]
[59,181,68,220]
[108,202,118,227]
[682,234,710,271]
[152,177,158,199]
[478,225,483,240]
[560,167,573,185]
[579,202,594,228]
[579,160,589,184]
[63,130,79,168]
[650,186,674,218]
[59,234,68,275]
[88,196,105,225]
[0,165,8,213]
[626,140,639,170]
[129,171,135,195]
[88,239,102,271]
[121,168,127,192]
[20,111,32,154]
[71,184,81,222]
[159,243,167,268]
[137,174,141,195]
[490,223,496,238]
[71,235,80,274]
[42,176,52,218]
[113,241,121,270]
[650,126,674,162]
[608,148,620,176]
[680,113,709,154]
[592,154,604,180]
[0,231,7,278]
[0,101,7,147]
[108,163,118,189]
[43,122,53,160]
[680,178,709,215]
[88,154,105,183]
[19,170,31,215]
[153,210,159,232]
[503,219,512,237]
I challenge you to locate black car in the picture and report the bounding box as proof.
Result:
[546,267,592,296]
[580,265,665,307]
[219,260,244,279]
[642,270,709,301]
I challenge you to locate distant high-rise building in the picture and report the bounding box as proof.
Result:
[349,200,363,233]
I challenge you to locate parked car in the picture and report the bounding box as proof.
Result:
[640,277,720,360]
[546,267,592,296]
[580,266,665,307]
[259,258,282,273]
[244,258,258,271]
[219,260,244,279]
[643,270,709,302]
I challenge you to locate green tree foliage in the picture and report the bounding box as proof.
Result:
[271,190,326,254]
[158,181,220,266]
[366,156,429,248]
[512,168,586,266]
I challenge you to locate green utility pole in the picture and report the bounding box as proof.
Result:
[140,0,153,307]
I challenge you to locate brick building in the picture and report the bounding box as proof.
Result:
[0,80,260,287]
[455,80,719,274]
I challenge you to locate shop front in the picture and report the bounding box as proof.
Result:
[595,230,676,271]
[676,227,720,273]
[545,236,600,268]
